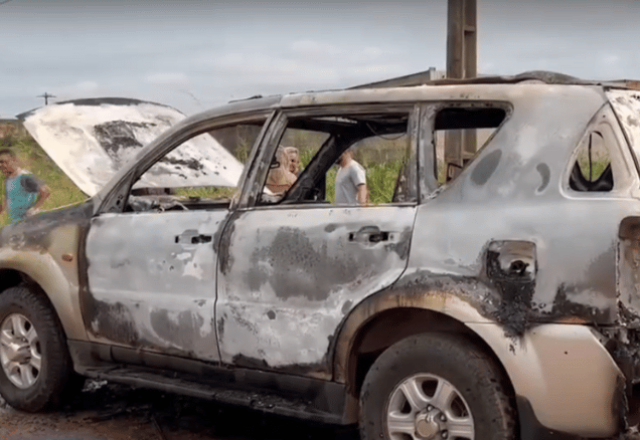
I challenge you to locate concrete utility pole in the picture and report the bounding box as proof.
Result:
[445,0,478,168]
[37,93,56,105]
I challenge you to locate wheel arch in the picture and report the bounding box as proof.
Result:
[332,290,518,423]
[0,261,87,341]
[0,268,23,293]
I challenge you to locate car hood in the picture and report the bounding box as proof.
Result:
[17,98,244,197]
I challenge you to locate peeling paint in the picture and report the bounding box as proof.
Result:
[217,206,416,370]
[19,99,244,196]
[84,209,226,361]
[4,81,640,437]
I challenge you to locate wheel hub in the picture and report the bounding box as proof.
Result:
[386,373,474,440]
[415,411,441,439]
[415,408,445,440]
[4,340,31,364]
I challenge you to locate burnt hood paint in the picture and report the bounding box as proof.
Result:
[17,98,244,197]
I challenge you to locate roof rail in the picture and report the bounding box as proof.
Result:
[350,70,596,89]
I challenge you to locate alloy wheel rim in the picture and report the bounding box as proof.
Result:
[0,313,42,389]
[386,373,474,440]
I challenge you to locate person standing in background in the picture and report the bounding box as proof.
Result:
[0,149,50,224]
[335,149,368,205]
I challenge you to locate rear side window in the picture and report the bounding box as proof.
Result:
[259,110,417,207]
[433,107,507,185]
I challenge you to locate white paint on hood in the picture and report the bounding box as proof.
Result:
[20,99,244,197]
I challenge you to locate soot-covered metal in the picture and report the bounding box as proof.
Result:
[4,79,640,438]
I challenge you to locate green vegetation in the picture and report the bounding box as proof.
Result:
[175,186,237,201]
[577,157,610,181]
[295,131,407,204]
[0,134,86,227]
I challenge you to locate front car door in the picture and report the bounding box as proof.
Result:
[83,112,271,362]
[216,104,421,377]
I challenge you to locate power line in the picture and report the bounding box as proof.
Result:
[0,0,15,6]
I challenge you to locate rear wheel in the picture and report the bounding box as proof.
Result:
[359,333,516,440]
[0,286,77,412]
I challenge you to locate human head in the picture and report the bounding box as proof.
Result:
[338,149,353,167]
[284,146,300,174]
[274,146,289,169]
[0,149,18,176]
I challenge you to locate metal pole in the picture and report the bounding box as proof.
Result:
[445,0,477,169]
[445,0,464,170]
[462,0,478,163]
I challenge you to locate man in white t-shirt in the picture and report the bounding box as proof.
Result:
[335,149,368,205]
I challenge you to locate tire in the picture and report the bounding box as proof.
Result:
[359,332,516,440]
[0,286,77,412]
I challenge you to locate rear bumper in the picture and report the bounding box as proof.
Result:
[467,323,626,438]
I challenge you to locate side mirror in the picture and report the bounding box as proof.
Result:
[446,163,463,182]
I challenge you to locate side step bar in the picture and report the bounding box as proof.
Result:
[78,365,344,425]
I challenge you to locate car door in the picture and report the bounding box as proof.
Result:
[83,115,270,363]
[215,105,421,377]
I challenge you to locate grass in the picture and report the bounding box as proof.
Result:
[295,145,404,205]
[175,186,237,201]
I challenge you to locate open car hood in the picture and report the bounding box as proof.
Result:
[17,98,244,197]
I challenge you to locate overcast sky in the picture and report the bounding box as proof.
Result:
[1,0,638,117]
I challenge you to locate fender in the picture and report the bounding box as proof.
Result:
[333,285,623,437]
[332,286,494,384]
[0,215,90,341]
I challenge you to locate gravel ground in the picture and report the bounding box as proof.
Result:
[0,381,359,440]
[3,381,640,440]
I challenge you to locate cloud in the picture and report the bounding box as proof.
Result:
[289,40,342,56]
[194,39,406,96]
[1,0,639,117]
[145,72,190,86]
[601,54,621,66]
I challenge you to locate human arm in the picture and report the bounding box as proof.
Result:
[356,183,368,205]
[30,184,51,213]
[351,163,368,206]
[21,175,50,216]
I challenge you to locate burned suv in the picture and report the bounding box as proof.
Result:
[1,71,640,440]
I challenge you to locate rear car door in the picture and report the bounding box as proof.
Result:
[216,105,421,377]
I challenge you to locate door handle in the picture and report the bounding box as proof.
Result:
[175,232,213,245]
[348,226,390,244]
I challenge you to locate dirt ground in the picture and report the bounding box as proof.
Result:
[0,381,358,440]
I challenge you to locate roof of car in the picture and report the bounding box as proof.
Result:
[228,70,640,106]
[350,70,640,90]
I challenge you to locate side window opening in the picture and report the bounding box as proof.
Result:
[569,131,613,192]
[434,107,507,185]
[125,121,265,213]
[260,112,415,207]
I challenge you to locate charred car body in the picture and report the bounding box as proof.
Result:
[1,72,640,440]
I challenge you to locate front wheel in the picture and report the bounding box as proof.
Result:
[359,333,516,440]
[0,286,78,412]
